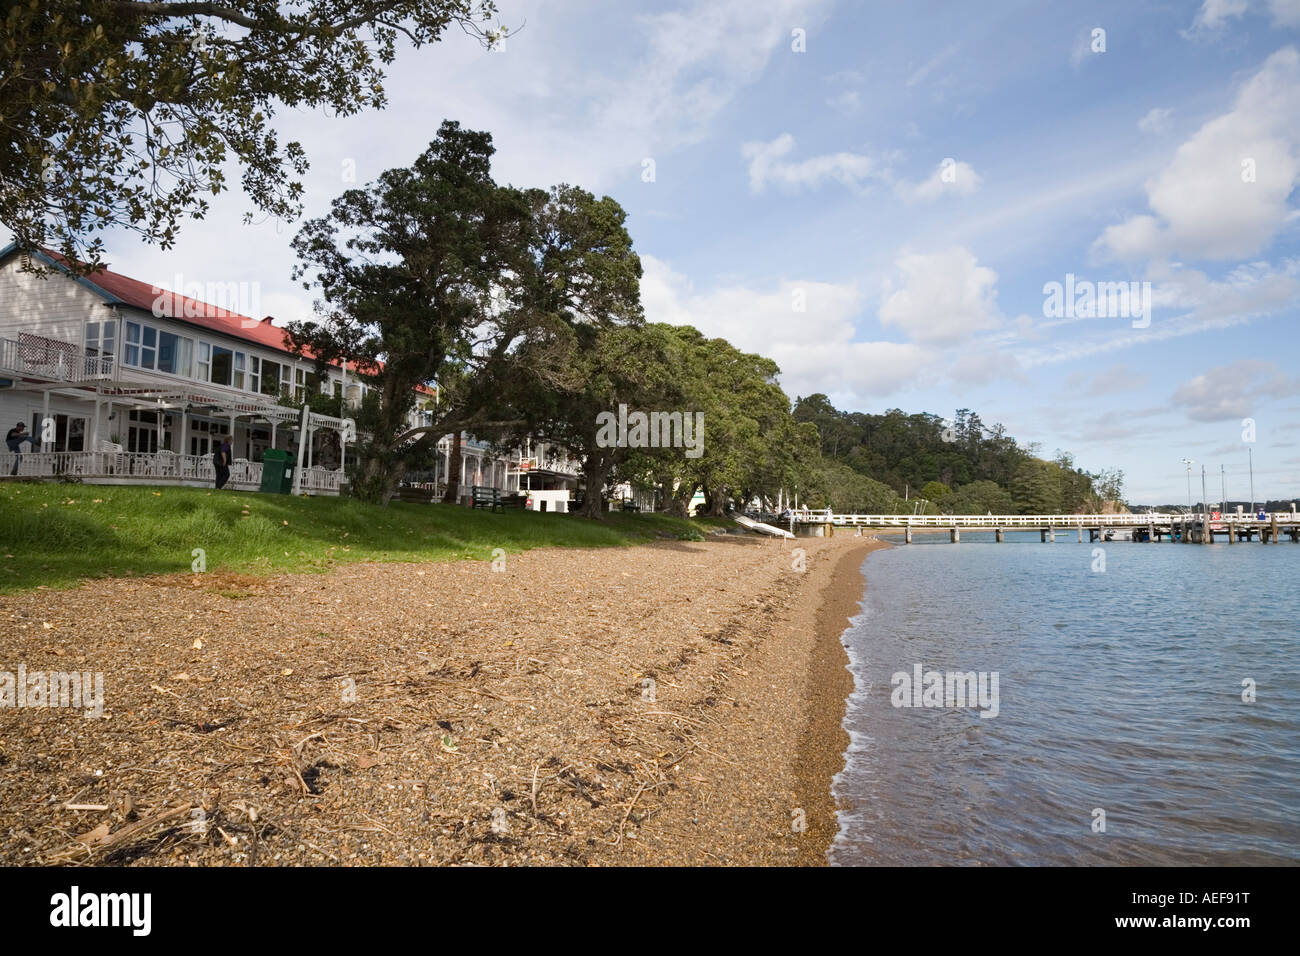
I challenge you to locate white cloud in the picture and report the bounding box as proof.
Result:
[1191,0,1250,30]
[1272,0,1300,27]
[1085,363,1149,396]
[906,41,961,87]
[741,133,876,193]
[826,89,862,115]
[1095,47,1300,261]
[895,159,982,202]
[1138,107,1173,134]
[1189,0,1300,30]
[877,247,1001,344]
[1171,359,1300,421]
[640,255,931,399]
[1146,257,1300,321]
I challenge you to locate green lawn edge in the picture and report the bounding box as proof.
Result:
[0,484,729,593]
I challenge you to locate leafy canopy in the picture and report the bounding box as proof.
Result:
[1,0,499,271]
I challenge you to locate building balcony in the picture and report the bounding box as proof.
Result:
[0,335,114,384]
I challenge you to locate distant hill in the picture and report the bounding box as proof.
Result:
[793,394,1124,515]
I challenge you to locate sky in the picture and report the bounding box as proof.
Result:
[20,0,1300,504]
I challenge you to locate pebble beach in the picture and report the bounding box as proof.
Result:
[0,533,881,866]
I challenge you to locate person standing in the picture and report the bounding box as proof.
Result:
[213,433,231,489]
[6,421,37,476]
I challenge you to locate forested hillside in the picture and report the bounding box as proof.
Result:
[792,395,1125,515]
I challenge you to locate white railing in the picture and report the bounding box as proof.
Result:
[793,512,1300,527]
[298,465,346,493]
[0,336,115,383]
[1,450,344,495]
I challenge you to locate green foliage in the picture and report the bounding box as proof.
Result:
[792,394,1123,514]
[2,0,498,269]
[807,461,904,513]
[286,120,534,501]
[918,481,952,503]
[941,480,1015,515]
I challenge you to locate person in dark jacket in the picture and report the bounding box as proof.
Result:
[213,434,231,489]
[5,422,36,475]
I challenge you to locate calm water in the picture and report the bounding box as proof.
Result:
[830,531,1300,865]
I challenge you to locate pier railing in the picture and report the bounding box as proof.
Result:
[792,512,1298,528]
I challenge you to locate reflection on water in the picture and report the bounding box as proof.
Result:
[830,532,1300,865]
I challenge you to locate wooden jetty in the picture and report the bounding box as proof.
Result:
[785,509,1300,544]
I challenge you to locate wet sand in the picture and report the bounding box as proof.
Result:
[0,532,881,865]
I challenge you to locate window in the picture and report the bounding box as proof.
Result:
[30,413,87,452]
[123,321,191,375]
[258,358,281,397]
[189,419,220,457]
[124,321,157,368]
[84,320,117,359]
[289,367,324,403]
[249,356,261,394]
[126,409,169,453]
[156,330,193,375]
[197,342,211,381]
[209,345,233,386]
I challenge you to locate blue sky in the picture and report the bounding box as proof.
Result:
[20,0,1300,503]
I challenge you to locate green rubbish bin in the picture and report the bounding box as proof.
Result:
[259,449,294,494]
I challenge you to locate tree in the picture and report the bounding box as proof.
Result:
[1012,459,1060,514]
[918,481,952,504]
[1,0,500,270]
[512,322,667,519]
[459,184,645,518]
[1091,467,1126,510]
[945,479,1014,515]
[808,461,902,513]
[667,328,794,516]
[286,120,528,503]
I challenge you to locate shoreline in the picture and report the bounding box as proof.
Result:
[0,532,885,866]
[790,534,886,864]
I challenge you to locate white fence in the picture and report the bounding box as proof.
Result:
[1,450,345,495]
[795,512,1299,528]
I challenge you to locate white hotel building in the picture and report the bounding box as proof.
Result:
[0,245,572,498]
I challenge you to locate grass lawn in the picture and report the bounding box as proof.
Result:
[0,483,724,593]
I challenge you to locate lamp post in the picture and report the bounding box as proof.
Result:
[1182,458,1194,512]
[1201,465,1210,543]
[1249,447,1255,515]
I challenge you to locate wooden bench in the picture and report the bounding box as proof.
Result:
[471,485,503,512]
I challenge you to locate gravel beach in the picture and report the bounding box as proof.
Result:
[0,532,882,866]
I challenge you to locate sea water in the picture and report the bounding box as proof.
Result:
[830,531,1300,865]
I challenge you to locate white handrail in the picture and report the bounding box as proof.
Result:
[791,512,1296,527]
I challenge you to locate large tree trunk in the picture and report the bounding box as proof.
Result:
[578,455,609,519]
[707,485,729,517]
[442,432,463,504]
[666,480,697,518]
[351,443,406,505]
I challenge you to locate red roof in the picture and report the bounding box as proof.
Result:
[83,265,297,354]
[31,247,374,374]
